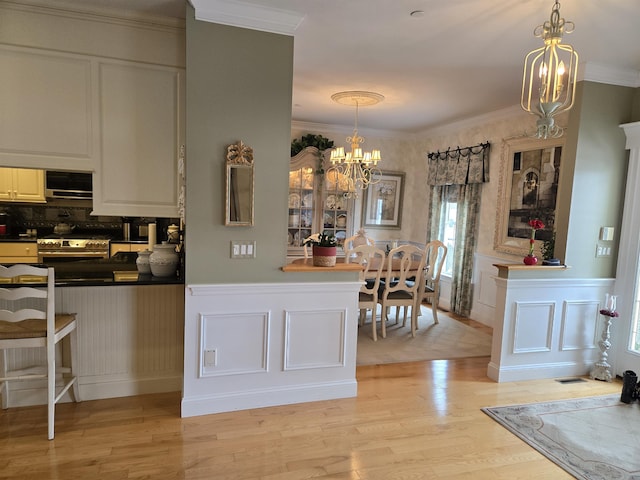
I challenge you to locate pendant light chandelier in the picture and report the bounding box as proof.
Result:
[521,0,578,139]
[328,91,383,198]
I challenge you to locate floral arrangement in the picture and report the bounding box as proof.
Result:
[600,293,619,317]
[527,218,545,256]
[540,232,555,261]
[303,233,337,247]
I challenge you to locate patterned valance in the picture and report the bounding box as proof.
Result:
[427,142,490,185]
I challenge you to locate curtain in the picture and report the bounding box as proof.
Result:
[427,143,489,317]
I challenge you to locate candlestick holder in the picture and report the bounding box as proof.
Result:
[590,294,618,382]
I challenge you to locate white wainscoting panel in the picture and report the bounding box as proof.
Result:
[513,301,555,353]
[471,253,507,327]
[199,311,270,377]
[560,300,600,351]
[284,309,346,370]
[488,276,613,382]
[182,281,361,418]
[2,285,185,407]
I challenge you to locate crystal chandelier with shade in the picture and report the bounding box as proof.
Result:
[521,0,578,139]
[328,91,383,198]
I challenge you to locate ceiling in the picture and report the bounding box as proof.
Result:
[36,0,640,134]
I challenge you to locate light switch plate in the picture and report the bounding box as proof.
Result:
[231,241,256,259]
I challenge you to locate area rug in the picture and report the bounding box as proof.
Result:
[356,306,492,365]
[482,394,640,480]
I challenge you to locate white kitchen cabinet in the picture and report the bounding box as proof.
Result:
[287,147,353,256]
[91,61,185,218]
[0,168,45,203]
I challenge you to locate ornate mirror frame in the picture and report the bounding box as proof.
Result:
[494,136,564,256]
[225,140,254,227]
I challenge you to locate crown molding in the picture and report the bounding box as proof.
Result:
[416,105,526,138]
[291,120,415,140]
[578,62,640,88]
[190,0,304,36]
[1,0,185,30]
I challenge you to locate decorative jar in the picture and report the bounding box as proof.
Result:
[149,242,179,277]
[523,254,538,265]
[136,249,152,274]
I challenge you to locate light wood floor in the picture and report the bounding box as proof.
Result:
[0,356,621,479]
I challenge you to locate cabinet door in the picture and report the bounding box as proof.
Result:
[321,170,352,247]
[92,61,184,217]
[0,167,45,202]
[12,168,45,202]
[0,167,12,201]
[287,165,316,253]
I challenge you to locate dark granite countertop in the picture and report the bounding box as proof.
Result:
[1,252,184,287]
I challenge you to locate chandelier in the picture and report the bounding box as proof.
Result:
[328,91,383,197]
[521,0,578,139]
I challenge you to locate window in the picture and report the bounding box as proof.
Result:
[440,199,457,277]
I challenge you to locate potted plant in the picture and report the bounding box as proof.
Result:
[541,232,561,266]
[303,233,337,267]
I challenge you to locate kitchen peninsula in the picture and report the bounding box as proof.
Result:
[0,242,185,408]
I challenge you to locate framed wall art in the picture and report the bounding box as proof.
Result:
[362,171,405,229]
[494,136,563,256]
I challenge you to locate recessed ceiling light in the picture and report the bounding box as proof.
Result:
[410,10,425,18]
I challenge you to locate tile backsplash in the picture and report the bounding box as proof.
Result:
[1,199,178,240]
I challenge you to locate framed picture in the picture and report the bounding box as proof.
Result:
[494,136,563,256]
[362,171,405,229]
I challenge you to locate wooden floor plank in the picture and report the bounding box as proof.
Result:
[0,356,622,479]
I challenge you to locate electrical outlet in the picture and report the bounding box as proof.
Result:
[204,349,217,367]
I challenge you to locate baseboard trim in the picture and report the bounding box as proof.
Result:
[181,380,357,418]
[487,361,594,383]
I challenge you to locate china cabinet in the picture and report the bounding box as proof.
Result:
[287,147,353,255]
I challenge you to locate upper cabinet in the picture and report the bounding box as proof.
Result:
[287,147,353,255]
[0,4,186,218]
[0,46,93,172]
[0,167,45,203]
[91,61,185,217]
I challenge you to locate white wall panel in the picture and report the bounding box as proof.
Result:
[489,276,614,382]
[513,301,555,353]
[199,312,269,377]
[560,300,599,351]
[284,309,346,370]
[182,281,360,418]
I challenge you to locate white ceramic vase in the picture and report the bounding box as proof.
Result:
[149,242,179,277]
[136,249,152,274]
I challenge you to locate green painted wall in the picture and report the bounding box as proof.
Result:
[184,7,357,284]
[556,81,635,278]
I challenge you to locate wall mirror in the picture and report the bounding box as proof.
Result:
[225,140,254,226]
[494,136,563,255]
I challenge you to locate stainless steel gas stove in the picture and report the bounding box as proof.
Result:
[37,237,110,263]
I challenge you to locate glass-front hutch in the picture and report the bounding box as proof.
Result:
[288,146,353,255]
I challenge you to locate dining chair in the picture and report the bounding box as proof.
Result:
[377,244,426,338]
[345,244,386,341]
[0,264,80,440]
[343,229,375,255]
[417,240,448,324]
